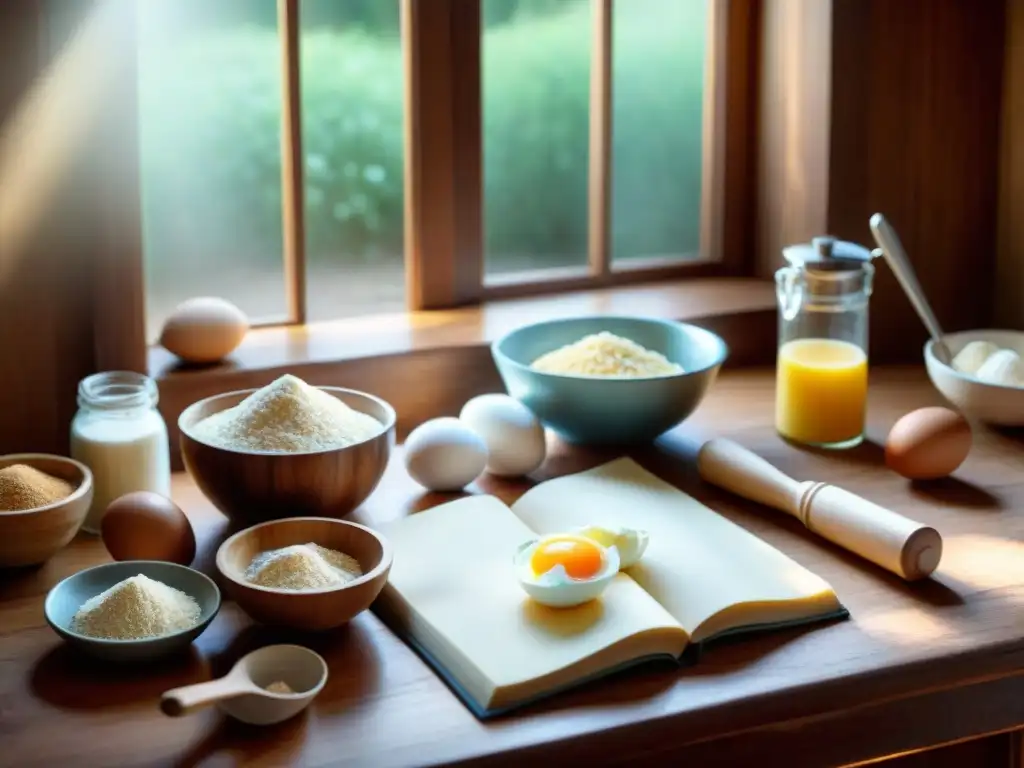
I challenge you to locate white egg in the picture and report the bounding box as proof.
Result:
[575,524,649,568]
[459,394,546,477]
[513,534,620,608]
[952,340,999,375]
[404,417,488,492]
[975,348,1024,387]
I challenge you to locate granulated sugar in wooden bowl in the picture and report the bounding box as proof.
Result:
[0,453,93,567]
[179,376,396,525]
[216,517,392,631]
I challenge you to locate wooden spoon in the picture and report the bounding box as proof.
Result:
[160,644,327,725]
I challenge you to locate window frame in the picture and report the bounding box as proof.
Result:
[102,0,760,365]
[402,0,759,307]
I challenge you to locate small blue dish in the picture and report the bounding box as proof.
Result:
[44,560,221,662]
[492,315,728,445]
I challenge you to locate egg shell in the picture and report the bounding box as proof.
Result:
[576,524,649,569]
[159,297,249,364]
[884,406,972,480]
[459,394,546,477]
[405,417,488,492]
[101,491,196,565]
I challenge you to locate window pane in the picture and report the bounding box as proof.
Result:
[139,0,286,341]
[483,0,591,277]
[612,0,708,261]
[301,1,406,322]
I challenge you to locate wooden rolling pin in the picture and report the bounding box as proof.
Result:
[697,438,942,581]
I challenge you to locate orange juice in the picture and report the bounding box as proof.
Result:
[776,338,867,447]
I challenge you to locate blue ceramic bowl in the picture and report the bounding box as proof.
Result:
[492,316,728,445]
[44,560,221,662]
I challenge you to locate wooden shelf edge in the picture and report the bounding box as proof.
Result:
[150,278,775,380]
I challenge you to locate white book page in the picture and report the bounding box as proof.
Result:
[511,458,837,640]
[380,495,684,699]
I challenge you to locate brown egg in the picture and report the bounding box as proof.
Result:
[884,406,972,480]
[101,491,197,565]
[159,296,248,364]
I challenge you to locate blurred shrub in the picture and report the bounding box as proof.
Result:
[139,0,705,277]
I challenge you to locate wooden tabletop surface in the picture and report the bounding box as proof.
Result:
[4,367,1024,768]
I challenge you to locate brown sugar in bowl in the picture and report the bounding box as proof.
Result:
[216,517,393,631]
[0,454,93,567]
[178,386,396,526]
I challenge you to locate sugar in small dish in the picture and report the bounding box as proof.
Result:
[244,543,362,591]
[71,573,201,641]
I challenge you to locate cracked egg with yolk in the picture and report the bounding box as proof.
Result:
[514,534,619,608]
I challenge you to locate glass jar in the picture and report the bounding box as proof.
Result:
[70,372,171,534]
[775,237,876,449]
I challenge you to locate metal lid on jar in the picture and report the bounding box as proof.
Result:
[782,236,875,271]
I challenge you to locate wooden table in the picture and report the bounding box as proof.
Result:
[4,367,1024,767]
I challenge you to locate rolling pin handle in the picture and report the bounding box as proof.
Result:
[696,438,803,518]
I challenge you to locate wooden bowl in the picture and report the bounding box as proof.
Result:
[0,454,93,567]
[215,517,393,631]
[179,387,395,525]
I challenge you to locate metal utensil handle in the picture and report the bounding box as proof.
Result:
[869,213,946,344]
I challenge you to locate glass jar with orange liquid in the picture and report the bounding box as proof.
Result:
[775,237,877,449]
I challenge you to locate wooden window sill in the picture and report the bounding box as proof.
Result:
[151,277,777,468]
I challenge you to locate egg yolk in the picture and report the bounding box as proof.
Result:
[530,536,604,580]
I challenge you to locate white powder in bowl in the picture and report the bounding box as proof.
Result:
[244,543,363,591]
[71,573,201,640]
[192,374,382,453]
[530,331,684,378]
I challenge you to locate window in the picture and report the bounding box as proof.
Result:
[136,0,753,339]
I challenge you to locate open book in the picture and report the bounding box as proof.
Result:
[374,458,846,718]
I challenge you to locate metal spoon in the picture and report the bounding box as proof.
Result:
[869,213,952,365]
[160,644,328,726]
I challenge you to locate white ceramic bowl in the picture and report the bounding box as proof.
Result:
[924,329,1024,426]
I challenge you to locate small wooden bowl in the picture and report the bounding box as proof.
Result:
[0,454,93,567]
[179,387,396,525]
[216,517,393,631]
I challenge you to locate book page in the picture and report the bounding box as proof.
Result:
[512,458,840,642]
[377,495,686,710]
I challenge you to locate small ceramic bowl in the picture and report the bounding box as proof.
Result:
[45,560,221,662]
[492,315,728,444]
[924,329,1024,426]
[179,387,396,525]
[216,517,393,631]
[0,453,93,567]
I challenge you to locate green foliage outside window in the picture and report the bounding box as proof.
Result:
[139,0,704,281]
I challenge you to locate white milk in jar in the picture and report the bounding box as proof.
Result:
[70,372,171,533]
